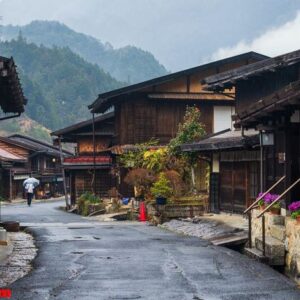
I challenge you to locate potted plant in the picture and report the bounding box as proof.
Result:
[257,193,280,214]
[288,201,300,224]
[151,173,172,205]
[264,193,280,215]
[257,193,266,210]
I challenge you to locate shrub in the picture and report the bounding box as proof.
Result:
[151,173,172,199]
[164,170,185,197]
[77,192,103,215]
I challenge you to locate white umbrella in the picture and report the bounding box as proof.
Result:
[23,177,40,188]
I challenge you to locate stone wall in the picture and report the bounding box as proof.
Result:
[285,218,300,284]
[251,209,300,284]
[146,203,204,223]
[251,209,284,246]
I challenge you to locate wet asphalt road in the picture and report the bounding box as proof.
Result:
[1,200,300,300]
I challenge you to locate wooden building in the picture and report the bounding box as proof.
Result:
[0,56,26,118]
[182,129,260,213]
[0,135,71,200]
[89,52,267,144]
[51,113,115,204]
[202,49,300,208]
[53,52,267,203]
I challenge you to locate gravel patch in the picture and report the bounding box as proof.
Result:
[160,217,246,241]
[0,232,37,287]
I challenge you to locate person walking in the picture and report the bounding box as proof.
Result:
[23,176,39,207]
[25,182,35,206]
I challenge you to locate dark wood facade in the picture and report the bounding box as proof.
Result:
[182,129,260,213]
[51,113,116,204]
[0,56,26,116]
[90,52,267,145]
[0,135,71,200]
[203,49,300,208]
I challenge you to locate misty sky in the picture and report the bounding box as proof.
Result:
[0,0,300,71]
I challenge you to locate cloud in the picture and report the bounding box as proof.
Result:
[211,10,300,60]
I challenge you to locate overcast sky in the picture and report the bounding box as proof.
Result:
[0,0,300,71]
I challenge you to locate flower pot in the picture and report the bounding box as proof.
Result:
[270,207,280,215]
[156,197,167,205]
[296,215,300,225]
[259,204,265,211]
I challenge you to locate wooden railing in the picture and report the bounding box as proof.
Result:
[257,177,300,218]
[254,177,300,257]
[243,176,285,251]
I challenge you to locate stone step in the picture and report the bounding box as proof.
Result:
[244,247,268,263]
[211,233,248,246]
[270,224,286,242]
[269,214,285,226]
[255,236,285,265]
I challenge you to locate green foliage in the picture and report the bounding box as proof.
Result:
[169,106,206,157]
[142,148,168,173]
[0,21,168,83]
[0,116,52,142]
[77,192,103,216]
[258,199,265,207]
[272,202,281,209]
[119,140,158,169]
[0,36,124,130]
[151,173,173,199]
[291,211,300,219]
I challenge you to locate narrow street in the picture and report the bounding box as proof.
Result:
[1,200,300,300]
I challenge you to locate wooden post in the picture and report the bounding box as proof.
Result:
[92,113,96,195]
[9,169,13,202]
[259,131,264,192]
[58,136,69,209]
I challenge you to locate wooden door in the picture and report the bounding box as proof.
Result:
[219,162,247,213]
[219,162,233,211]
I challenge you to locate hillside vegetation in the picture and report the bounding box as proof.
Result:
[1,21,168,83]
[0,36,123,130]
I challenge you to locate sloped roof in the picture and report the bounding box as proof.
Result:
[237,79,300,127]
[51,112,114,137]
[203,49,300,91]
[8,134,72,157]
[0,56,27,114]
[181,129,259,152]
[89,52,268,113]
[0,147,26,162]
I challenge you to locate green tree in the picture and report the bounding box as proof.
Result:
[169,106,206,190]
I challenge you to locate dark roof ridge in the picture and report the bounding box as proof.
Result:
[8,134,72,155]
[203,49,300,90]
[89,52,268,112]
[51,111,114,136]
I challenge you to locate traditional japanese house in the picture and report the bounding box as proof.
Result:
[88,53,267,192]
[0,134,71,200]
[181,128,260,213]
[51,112,115,204]
[203,49,300,208]
[199,50,300,278]
[0,55,27,200]
[0,56,26,119]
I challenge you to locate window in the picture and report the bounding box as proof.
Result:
[249,162,259,199]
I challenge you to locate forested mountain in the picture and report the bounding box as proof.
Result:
[0,36,123,130]
[0,21,168,83]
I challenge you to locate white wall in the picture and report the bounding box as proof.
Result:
[213,106,235,133]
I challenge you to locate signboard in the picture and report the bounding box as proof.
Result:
[13,174,30,180]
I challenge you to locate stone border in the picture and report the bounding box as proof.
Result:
[0,231,37,287]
